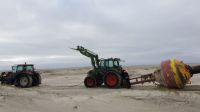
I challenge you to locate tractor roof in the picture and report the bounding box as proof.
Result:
[18,64,34,66]
[100,58,121,61]
[13,64,34,66]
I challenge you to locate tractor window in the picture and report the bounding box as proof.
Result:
[108,60,114,67]
[16,65,34,72]
[26,66,33,71]
[17,66,23,72]
[105,60,109,67]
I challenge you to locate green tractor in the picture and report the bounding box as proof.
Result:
[72,46,131,88]
[0,63,41,88]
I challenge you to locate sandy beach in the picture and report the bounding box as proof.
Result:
[0,67,200,112]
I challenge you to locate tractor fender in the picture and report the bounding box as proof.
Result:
[87,70,95,76]
[15,72,33,80]
[104,70,120,77]
[87,70,103,86]
[20,71,34,75]
[121,69,130,79]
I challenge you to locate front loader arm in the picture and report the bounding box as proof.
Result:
[71,46,100,69]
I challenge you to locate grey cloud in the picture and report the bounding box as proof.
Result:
[0,0,200,70]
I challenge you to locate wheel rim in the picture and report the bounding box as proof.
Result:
[20,77,29,87]
[85,77,95,87]
[106,73,118,87]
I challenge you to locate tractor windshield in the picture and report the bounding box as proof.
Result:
[16,65,34,72]
[100,59,120,68]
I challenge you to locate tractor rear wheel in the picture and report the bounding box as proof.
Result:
[104,72,121,88]
[32,74,41,86]
[84,76,96,88]
[17,75,33,88]
[27,75,33,87]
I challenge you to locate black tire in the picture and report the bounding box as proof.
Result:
[104,72,122,88]
[27,75,33,87]
[84,76,96,88]
[17,74,33,88]
[14,79,19,87]
[32,74,41,86]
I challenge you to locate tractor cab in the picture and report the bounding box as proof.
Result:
[12,64,35,73]
[99,58,121,69]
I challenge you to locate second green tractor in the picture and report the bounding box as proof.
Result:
[72,46,131,88]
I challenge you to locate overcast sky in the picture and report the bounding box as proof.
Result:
[0,0,200,70]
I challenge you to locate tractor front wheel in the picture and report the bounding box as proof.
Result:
[104,72,121,88]
[84,76,96,88]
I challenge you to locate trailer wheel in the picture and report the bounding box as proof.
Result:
[17,75,33,88]
[104,72,121,88]
[84,76,96,88]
